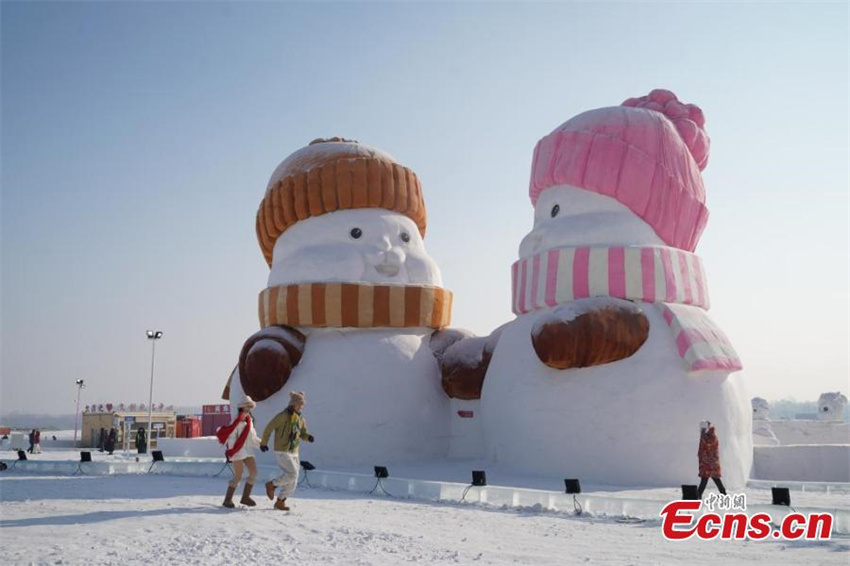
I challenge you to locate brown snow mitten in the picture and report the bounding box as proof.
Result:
[531,298,649,370]
[239,326,306,402]
[430,328,503,400]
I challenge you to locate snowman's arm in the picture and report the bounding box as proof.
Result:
[238,325,306,402]
[531,298,649,370]
[430,327,503,400]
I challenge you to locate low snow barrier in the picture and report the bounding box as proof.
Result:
[3,458,849,534]
[754,445,850,482]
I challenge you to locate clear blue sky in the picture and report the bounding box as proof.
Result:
[2,1,848,415]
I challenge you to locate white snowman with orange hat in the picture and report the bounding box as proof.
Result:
[224,138,492,467]
[480,90,752,488]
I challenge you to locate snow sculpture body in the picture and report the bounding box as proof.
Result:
[481,90,752,487]
[225,138,488,466]
[752,397,771,421]
[816,392,847,422]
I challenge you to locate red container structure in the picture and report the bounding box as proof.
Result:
[176,416,202,438]
[202,404,231,437]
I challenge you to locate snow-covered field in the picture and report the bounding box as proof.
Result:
[1,471,848,565]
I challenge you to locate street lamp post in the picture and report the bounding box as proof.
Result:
[73,379,85,447]
[146,330,163,450]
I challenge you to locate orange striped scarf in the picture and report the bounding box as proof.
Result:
[258,283,452,329]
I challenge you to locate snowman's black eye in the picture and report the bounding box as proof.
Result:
[350,227,362,239]
[400,232,410,243]
[550,204,560,218]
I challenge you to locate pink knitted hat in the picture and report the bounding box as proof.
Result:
[529,89,710,251]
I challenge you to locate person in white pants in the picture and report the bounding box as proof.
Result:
[260,391,314,511]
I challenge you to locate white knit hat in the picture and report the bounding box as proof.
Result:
[237,395,256,411]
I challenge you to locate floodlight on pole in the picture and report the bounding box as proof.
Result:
[73,379,86,447]
[146,330,163,449]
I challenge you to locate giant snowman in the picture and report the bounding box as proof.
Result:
[224,138,485,467]
[481,90,752,487]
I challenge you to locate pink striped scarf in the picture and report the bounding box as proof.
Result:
[511,246,742,372]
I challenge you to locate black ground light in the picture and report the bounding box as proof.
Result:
[72,451,92,475]
[461,470,488,502]
[565,478,583,515]
[472,470,487,486]
[772,487,791,506]
[681,485,700,501]
[297,460,316,487]
[369,466,392,496]
[147,450,165,473]
[10,450,28,470]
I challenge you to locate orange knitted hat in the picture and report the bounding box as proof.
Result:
[256,138,427,266]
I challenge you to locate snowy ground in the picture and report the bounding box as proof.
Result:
[1,471,848,565]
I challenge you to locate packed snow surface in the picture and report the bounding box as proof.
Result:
[2,471,849,565]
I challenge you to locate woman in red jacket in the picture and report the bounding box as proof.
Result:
[216,396,260,508]
[697,421,727,498]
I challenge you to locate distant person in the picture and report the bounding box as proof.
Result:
[260,391,314,511]
[33,429,42,454]
[27,429,35,454]
[697,421,727,498]
[216,396,260,509]
[98,427,106,452]
[51,435,56,442]
[105,428,117,455]
[135,427,148,455]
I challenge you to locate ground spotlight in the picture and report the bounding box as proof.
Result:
[472,470,487,487]
[301,460,316,471]
[681,485,700,501]
[369,466,392,496]
[72,451,93,475]
[148,450,165,473]
[565,478,583,515]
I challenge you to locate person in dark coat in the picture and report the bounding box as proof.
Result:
[697,421,727,498]
[98,428,106,452]
[28,429,35,453]
[135,427,147,454]
[105,428,117,455]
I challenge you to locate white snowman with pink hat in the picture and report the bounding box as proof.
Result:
[480,90,752,488]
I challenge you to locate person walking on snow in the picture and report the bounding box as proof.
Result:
[216,395,261,508]
[260,391,314,511]
[27,429,35,454]
[105,428,117,455]
[135,427,148,454]
[697,421,727,498]
[33,429,42,454]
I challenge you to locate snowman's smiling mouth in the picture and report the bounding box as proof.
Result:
[375,263,400,277]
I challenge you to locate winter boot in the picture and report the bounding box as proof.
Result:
[241,483,257,507]
[265,480,276,500]
[274,498,290,511]
[223,485,237,509]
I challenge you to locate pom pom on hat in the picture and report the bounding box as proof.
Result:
[622,89,710,170]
